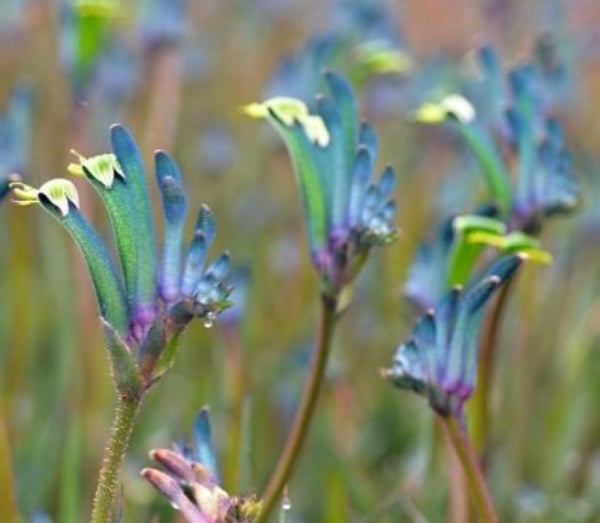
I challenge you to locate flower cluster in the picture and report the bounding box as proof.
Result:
[414,44,579,231]
[11,124,231,395]
[385,255,523,416]
[246,71,397,297]
[142,408,260,523]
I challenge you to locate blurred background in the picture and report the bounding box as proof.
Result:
[2,0,600,522]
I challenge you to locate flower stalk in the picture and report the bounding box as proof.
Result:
[468,278,514,457]
[256,294,338,523]
[91,396,141,523]
[11,124,233,522]
[442,415,498,523]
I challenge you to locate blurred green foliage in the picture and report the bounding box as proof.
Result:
[2,1,600,522]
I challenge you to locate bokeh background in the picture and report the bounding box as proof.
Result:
[2,1,600,522]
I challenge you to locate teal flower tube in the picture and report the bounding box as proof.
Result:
[11,179,128,333]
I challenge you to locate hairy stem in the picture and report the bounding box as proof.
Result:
[90,396,141,523]
[256,294,338,523]
[442,415,498,523]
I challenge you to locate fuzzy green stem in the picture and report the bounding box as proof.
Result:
[90,396,141,523]
[442,415,498,523]
[256,294,338,523]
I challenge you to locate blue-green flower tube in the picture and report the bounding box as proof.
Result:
[324,71,358,235]
[155,151,187,302]
[110,124,158,332]
[268,110,330,259]
[11,179,128,333]
[68,151,140,325]
[444,255,523,401]
[194,407,220,482]
[244,97,331,264]
[181,205,215,296]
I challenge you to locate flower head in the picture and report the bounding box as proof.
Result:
[385,255,524,416]
[246,71,397,297]
[12,124,232,396]
[142,408,260,523]
[413,45,579,230]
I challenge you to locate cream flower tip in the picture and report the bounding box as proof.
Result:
[441,94,476,123]
[244,97,330,147]
[412,102,447,124]
[242,102,269,119]
[11,178,80,216]
[413,94,476,125]
[68,150,124,189]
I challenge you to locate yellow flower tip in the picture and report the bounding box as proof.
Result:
[241,102,269,120]
[465,231,505,247]
[10,181,39,205]
[68,151,124,189]
[520,249,553,265]
[412,94,476,125]
[303,114,330,147]
[245,97,330,147]
[67,159,84,177]
[70,148,87,162]
[75,0,119,18]
[412,102,447,124]
[356,41,414,75]
[10,179,80,217]
[441,94,476,123]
